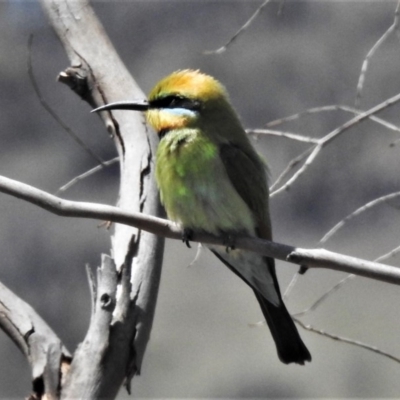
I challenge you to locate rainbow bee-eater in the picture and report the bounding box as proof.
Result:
[93,70,311,365]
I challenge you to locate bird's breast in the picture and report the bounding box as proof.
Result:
[156,129,255,235]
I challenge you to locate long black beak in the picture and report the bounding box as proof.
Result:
[91,100,150,113]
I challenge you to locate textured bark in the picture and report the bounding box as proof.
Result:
[0,281,71,400]
[0,174,399,287]
[37,0,164,398]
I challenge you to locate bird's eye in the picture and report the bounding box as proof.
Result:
[151,95,201,111]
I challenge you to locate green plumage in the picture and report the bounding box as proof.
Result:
[150,71,311,364]
[156,127,259,236]
[95,69,311,364]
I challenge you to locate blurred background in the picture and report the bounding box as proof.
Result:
[1,0,400,398]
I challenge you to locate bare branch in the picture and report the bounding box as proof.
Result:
[246,128,320,144]
[282,271,300,300]
[293,275,355,318]
[61,255,125,399]
[204,0,271,55]
[0,173,399,286]
[294,318,400,364]
[39,0,165,396]
[56,156,119,194]
[271,91,400,196]
[266,104,400,136]
[270,146,312,192]
[320,191,400,244]
[292,243,400,321]
[27,35,105,165]
[374,244,400,264]
[0,281,71,399]
[187,243,204,268]
[355,0,400,106]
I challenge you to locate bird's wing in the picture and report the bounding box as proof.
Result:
[217,142,312,364]
[219,142,271,239]
[218,140,284,300]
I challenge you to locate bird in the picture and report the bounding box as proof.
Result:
[93,69,311,365]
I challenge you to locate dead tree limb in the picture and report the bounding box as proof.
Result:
[0,174,399,286]
[0,281,71,400]
[35,0,165,397]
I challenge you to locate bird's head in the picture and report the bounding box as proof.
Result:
[93,70,240,137]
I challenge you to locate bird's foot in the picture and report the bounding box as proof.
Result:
[222,233,236,253]
[298,265,309,275]
[182,228,193,248]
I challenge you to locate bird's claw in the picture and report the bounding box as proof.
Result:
[222,234,236,253]
[298,265,308,275]
[182,228,193,248]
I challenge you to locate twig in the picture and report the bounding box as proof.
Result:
[320,191,400,244]
[282,271,300,300]
[28,35,105,165]
[374,244,400,264]
[355,0,400,107]
[270,147,312,192]
[246,129,320,144]
[293,275,355,318]
[0,174,400,285]
[57,156,119,194]
[267,104,400,193]
[271,92,400,196]
[204,0,271,55]
[187,243,203,268]
[266,104,400,136]
[294,317,400,364]
[293,243,400,319]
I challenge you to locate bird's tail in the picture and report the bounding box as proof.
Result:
[211,249,311,364]
[253,290,311,365]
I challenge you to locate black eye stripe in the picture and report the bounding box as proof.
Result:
[150,95,201,111]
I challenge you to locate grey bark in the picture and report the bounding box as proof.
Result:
[0,0,164,398]
[0,174,399,286]
[0,281,71,400]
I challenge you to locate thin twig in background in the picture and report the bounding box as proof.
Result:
[266,104,400,136]
[28,35,105,165]
[293,275,355,318]
[295,193,400,319]
[320,191,400,244]
[270,147,313,192]
[187,243,203,268]
[270,92,400,197]
[355,0,400,107]
[204,0,271,55]
[264,271,399,366]
[292,243,400,321]
[247,129,320,143]
[282,271,300,300]
[265,104,400,192]
[57,156,119,194]
[289,240,400,364]
[374,244,400,264]
[294,317,400,364]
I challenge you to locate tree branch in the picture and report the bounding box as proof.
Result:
[0,174,399,286]
[0,281,71,400]
[204,0,271,54]
[271,91,400,196]
[38,0,165,397]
